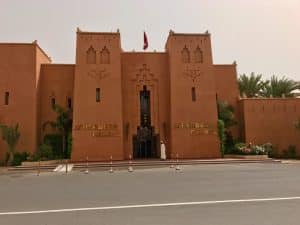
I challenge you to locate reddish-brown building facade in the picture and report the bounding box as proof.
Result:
[0,29,299,161]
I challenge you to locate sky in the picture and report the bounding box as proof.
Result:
[0,0,299,80]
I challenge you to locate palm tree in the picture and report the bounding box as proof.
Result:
[43,104,72,159]
[262,75,300,97]
[238,73,266,98]
[0,123,20,164]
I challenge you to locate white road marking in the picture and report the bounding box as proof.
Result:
[1,196,300,216]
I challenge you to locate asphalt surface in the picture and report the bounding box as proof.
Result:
[0,163,300,225]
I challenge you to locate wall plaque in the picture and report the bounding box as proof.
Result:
[174,122,216,136]
[74,123,119,137]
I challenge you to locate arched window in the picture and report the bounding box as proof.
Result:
[181,45,190,63]
[67,97,72,109]
[100,46,110,64]
[194,46,203,63]
[86,46,96,64]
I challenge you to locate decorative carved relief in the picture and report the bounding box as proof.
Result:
[86,46,96,64]
[183,66,203,83]
[181,45,190,63]
[133,64,156,83]
[194,46,203,63]
[131,64,159,136]
[100,46,110,64]
[87,69,110,80]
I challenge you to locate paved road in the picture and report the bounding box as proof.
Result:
[0,163,300,225]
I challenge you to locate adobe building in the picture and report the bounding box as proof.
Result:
[0,29,299,162]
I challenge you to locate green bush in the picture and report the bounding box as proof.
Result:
[224,132,237,154]
[44,134,62,158]
[217,120,226,157]
[251,145,267,155]
[38,143,54,160]
[234,142,247,154]
[12,152,29,166]
[282,145,297,159]
[26,153,39,162]
[263,143,274,157]
[233,142,270,155]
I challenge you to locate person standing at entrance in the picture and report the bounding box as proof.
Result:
[160,141,166,160]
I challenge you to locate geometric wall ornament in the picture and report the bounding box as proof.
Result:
[134,64,156,83]
[87,68,110,80]
[183,66,203,83]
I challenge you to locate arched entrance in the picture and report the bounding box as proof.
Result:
[133,85,158,159]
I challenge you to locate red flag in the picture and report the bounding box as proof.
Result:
[143,31,148,50]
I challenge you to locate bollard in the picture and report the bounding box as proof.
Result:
[170,158,175,168]
[37,160,41,176]
[109,155,114,173]
[170,155,175,168]
[85,156,89,174]
[65,159,68,174]
[128,154,133,172]
[175,153,181,171]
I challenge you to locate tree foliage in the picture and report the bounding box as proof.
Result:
[43,104,72,159]
[238,73,266,97]
[217,101,237,128]
[217,120,226,157]
[0,123,21,163]
[262,75,300,97]
[217,101,237,156]
[238,73,300,98]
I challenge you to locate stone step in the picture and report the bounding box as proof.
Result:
[8,158,280,171]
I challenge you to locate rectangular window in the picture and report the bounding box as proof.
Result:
[96,88,100,102]
[4,92,9,105]
[192,87,196,102]
[67,97,72,109]
[51,97,56,108]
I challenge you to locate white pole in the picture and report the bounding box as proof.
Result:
[65,159,68,174]
[85,156,89,174]
[175,153,181,171]
[37,160,40,176]
[128,154,133,172]
[109,155,114,173]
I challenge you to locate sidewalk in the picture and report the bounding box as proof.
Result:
[0,167,8,173]
[281,160,300,164]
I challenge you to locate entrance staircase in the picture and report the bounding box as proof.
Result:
[7,158,281,172]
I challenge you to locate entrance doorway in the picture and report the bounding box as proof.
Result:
[133,86,158,159]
